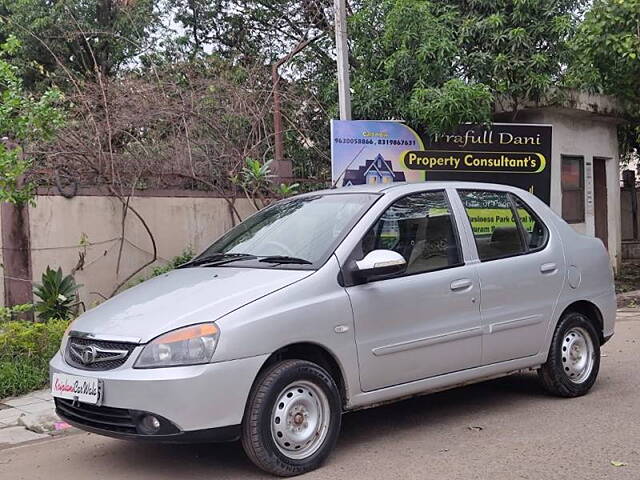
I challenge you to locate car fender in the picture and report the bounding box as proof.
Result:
[213,255,361,404]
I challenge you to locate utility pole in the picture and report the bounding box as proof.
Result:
[334,0,352,120]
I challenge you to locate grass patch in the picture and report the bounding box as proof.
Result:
[0,318,69,399]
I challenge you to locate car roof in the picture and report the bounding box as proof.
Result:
[309,181,531,196]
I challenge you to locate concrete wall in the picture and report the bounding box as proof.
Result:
[5,195,255,308]
[511,110,621,268]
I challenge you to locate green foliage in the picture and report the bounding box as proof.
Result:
[1,0,635,189]
[454,0,585,104]
[241,158,274,190]
[0,145,34,205]
[231,158,300,205]
[350,0,585,131]
[571,0,640,98]
[230,158,272,208]
[0,303,32,321]
[131,248,196,286]
[0,0,159,83]
[149,247,196,278]
[568,0,640,149]
[350,0,492,132]
[409,80,493,134]
[164,0,229,60]
[33,267,80,321]
[275,182,300,198]
[0,317,69,398]
[0,35,64,205]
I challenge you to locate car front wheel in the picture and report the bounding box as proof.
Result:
[538,311,601,397]
[241,359,342,477]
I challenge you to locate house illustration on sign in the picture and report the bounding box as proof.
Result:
[342,153,406,186]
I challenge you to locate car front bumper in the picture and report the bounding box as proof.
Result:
[50,351,268,441]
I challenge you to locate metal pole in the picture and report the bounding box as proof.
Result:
[272,64,284,166]
[334,0,352,120]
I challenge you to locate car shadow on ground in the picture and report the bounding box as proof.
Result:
[93,371,567,478]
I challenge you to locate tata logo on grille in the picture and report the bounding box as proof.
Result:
[68,341,130,369]
[81,346,98,365]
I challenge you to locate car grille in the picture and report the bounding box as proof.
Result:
[65,336,138,371]
[55,398,137,434]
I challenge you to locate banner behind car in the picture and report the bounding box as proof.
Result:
[331,120,552,204]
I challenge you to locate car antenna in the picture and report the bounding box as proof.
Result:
[331,146,366,189]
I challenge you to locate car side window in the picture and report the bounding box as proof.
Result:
[361,191,462,275]
[512,195,549,251]
[458,190,525,261]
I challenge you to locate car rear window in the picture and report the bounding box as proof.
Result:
[458,190,549,262]
[458,190,525,261]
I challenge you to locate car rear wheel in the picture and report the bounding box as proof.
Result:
[538,311,600,397]
[241,359,342,477]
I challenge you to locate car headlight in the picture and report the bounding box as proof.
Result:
[134,323,219,369]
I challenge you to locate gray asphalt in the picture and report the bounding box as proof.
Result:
[1,316,638,480]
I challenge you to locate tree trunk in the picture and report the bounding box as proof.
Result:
[96,0,114,77]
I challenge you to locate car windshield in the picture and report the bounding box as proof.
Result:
[192,193,378,268]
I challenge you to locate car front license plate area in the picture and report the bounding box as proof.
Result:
[51,372,102,405]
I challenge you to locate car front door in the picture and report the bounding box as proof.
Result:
[343,189,482,392]
[456,189,566,365]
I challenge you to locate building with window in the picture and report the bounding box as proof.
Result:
[495,90,624,268]
[343,153,406,186]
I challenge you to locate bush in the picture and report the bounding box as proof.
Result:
[150,247,195,277]
[33,266,81,321]
[0,318,69,399]
[0,304,33,322]
[133,247,195,286]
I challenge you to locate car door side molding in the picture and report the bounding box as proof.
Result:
[487,314,544,334]
[372,326,483,357]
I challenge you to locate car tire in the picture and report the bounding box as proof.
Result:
[241,359,342,477]
[538,311,601,397]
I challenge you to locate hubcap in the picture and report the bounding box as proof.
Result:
[270,380,330,459]
[561,327,595,384]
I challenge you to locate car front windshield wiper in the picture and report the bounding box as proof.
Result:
[258,255,313,265]
[179,252,257,268]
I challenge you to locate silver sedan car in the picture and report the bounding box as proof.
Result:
[50,182,615,476]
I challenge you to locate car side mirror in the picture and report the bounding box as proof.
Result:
[353,250,407,282]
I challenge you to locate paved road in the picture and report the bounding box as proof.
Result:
[1,317,638,480]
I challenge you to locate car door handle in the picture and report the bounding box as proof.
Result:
[450,278,473,291]
[540,262,558,274]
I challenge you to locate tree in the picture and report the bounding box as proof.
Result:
[0,0,159,85]
[0,35,64,205]
[568,0,640,149]
[164,0,230,60]
[571,0,639,106]
[349,0,493,133]
[454,0,586,117]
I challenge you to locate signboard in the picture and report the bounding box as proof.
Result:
[331,120,552,204]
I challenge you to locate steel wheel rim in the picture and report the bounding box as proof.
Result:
[561,327,595,384]
[270,380,331,460]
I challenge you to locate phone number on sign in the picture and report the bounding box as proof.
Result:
[334,137,418,146]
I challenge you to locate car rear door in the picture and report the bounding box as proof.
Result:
[343,189,482,392]
[455,189,565,365]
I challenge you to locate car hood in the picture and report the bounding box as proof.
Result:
[70,267,313,343]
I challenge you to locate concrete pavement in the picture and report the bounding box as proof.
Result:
[0,313,638,479]
[0,389,54,428]
[0,388,72,446]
